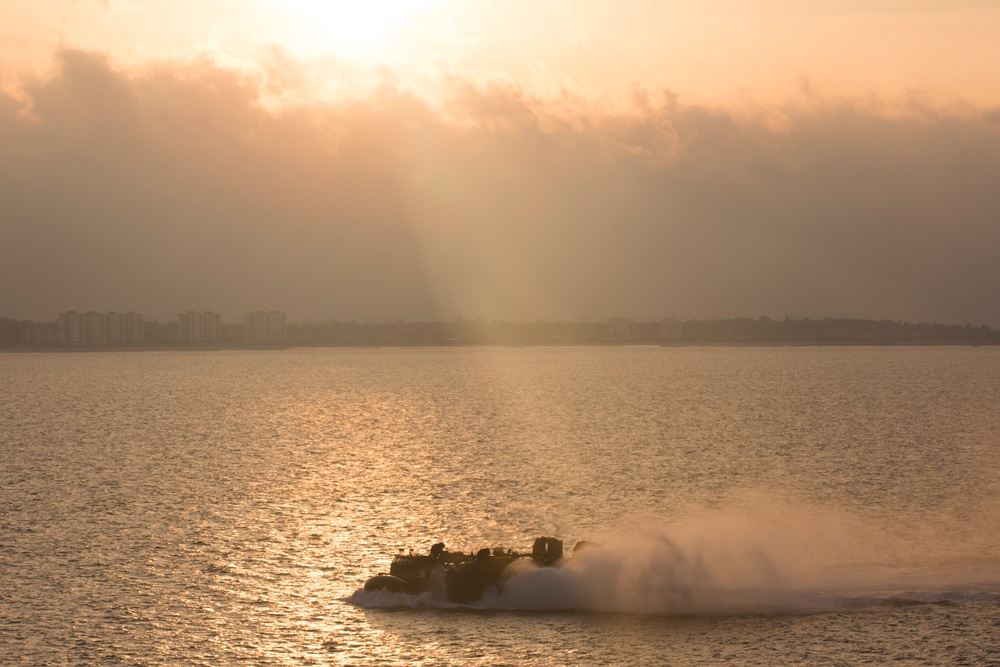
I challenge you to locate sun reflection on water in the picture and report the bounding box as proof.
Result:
[2,348,1000,664]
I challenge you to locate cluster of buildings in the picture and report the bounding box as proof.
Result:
[18,310,286,345]
[178,311,222,343]
[177,311,286,343]
[12,312,998,347]
[17,311,146,344]
[244,311,288,343]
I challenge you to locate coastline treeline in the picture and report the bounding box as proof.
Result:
[3,315,998,347]
[284,316,1000,346]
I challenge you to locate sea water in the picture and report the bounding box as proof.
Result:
[1,346,999,665]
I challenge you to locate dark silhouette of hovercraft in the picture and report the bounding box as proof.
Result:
[364,536,577,603]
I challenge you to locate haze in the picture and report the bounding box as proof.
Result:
[2,1,999,325]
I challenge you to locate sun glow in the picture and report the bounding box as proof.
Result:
[268,0,441,61]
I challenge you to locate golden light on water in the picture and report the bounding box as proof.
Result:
[3,349,1000,663]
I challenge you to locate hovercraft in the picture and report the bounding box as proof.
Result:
[364,536,567,603]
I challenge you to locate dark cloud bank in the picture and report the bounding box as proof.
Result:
[2,50,999,326]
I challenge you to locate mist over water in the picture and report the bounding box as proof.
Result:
[2,346,1000,665]
[350,490,1000,616]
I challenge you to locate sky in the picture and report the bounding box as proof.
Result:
[2,1,999,325]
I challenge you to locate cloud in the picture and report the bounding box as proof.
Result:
[2,49,999,325]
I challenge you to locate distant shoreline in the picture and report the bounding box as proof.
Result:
[3,340,997,353]
[6,315,998,348]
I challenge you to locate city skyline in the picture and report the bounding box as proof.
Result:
[12,309,288,345]
[6,307,997,329]
[6,308,997,348]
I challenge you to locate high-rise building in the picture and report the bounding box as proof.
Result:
[106,312,122,343]
[58,311,144,344]
[85,311,106,343]
[122,312,144,342]
[245,310,286,342]
[267,311,286,342]
[59,311,84,343]
[179,311,221,343]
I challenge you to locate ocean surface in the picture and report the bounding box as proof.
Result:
[1,346,999,666]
